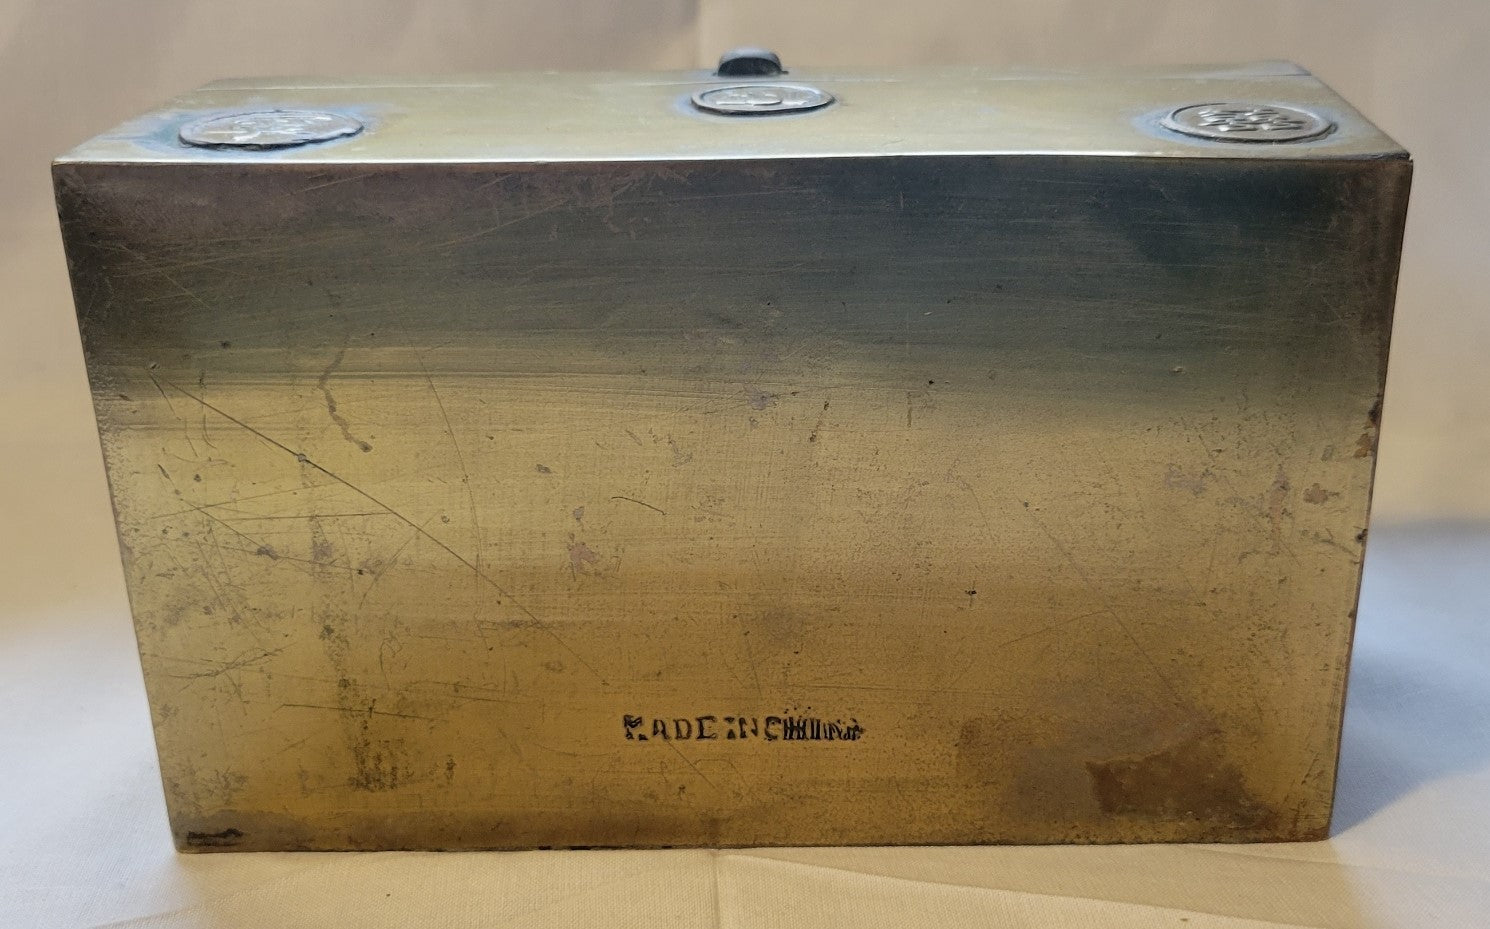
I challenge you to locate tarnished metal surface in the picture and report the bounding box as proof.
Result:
[178,109,365,149]
[1160,102,1335,143]
[54,63,1410,850]
[691,83,835,116]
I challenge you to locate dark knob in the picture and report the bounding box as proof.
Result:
[716,47,784,78]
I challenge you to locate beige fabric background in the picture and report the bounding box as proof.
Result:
[2,2,1487,927]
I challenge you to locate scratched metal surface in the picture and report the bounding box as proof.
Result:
[55,105,1409,849]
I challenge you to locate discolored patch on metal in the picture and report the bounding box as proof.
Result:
[1085,733,1276,831]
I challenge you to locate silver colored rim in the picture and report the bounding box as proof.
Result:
[1161,102,1333,143]
[691,83,834,116]
[179,109,365,149]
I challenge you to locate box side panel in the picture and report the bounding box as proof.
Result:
[54,154,1400,849]
[52,162,201,847]
[1317,156,1411,835]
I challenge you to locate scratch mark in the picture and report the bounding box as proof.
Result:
[357,521,428,609]
[169,647,284,680]
[1202,530,1222,593]
[610,495,665,516]
[297,172,374,194]
[278,703,438,722]
[941,610,1107,692]
[273,734,315,758]
[158,377,608,685]
[161,472,284,561]
[1019,502,1187,710]
[146,370,201,459]
[949,476,996,548]
[184,534,249,632]
[430,196,572,249]
[1266,466,1290,540]
[740,626,763,702]
[378,633,403,682]
[156,536,358,574]
[223,512,389,521]
[318,341,373,452]
[808,399,830,443]
[1305,528,1358,557]
[152,266,213,312]
[423,361,483,587]
[794,681,1010,697]
[664,739,717,791]
[151,483,335,518]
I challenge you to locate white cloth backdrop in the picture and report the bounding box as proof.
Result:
[3,523,1486,927]
[2,2,1488,926]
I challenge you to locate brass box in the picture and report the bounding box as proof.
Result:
[55,63,1410,850]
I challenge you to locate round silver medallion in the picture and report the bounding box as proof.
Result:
[691,83,834,116]
[1161,103,1333,143]
[179,109,364,149]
